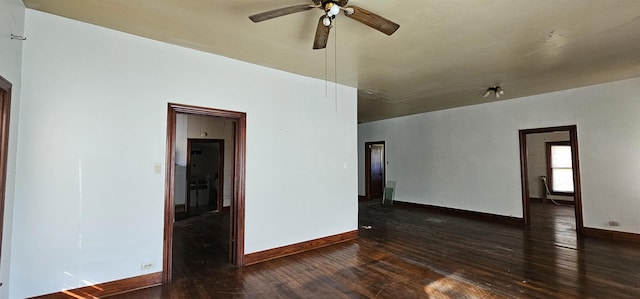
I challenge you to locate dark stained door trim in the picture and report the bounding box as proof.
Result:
[163,103,246,283]
[215,139,225,212]
[364,141,385,200]
[518,125,584,236]
[0,76,12,270]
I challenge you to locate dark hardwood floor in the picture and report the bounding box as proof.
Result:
[113,201,640,298]
[171,208,230,282]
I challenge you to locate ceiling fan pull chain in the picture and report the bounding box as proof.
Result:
[325,39,328,98]
[334,18,338,114]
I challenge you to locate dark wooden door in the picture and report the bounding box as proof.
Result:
[185,139,224,218]
[365,141,386,200]
[369,144,384,199]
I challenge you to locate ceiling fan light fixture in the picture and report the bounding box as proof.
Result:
[323,16,332,26]
[483,86,505,99]
[329,3,341,15]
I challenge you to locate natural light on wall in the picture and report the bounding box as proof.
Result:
[550,145,574,193]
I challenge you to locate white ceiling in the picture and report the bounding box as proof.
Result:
[22,0,640,122]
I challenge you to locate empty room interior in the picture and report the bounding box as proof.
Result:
[1,0,640,298]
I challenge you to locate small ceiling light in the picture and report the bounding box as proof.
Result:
[483,86,505,99]
[329,3,341,16]
[323,16,331,26]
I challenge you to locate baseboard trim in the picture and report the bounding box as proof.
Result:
[582,227,640,243]
[31,272,162,299]
[358,195,368,201]
[393,200,524,226]
[244,230,359,266]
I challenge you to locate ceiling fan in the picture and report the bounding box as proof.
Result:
[249,0,400,50]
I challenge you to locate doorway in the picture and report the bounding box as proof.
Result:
[163,103,246,283]
[364,141,385,200]
[0,75,12,266]
[519,125,583,236]
[180,138,224,219]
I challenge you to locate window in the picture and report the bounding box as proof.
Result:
[546,141,574,194]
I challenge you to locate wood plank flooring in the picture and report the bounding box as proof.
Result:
[112,202,640,298]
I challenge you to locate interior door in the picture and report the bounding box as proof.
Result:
[369,144,385,199]
[185,139,223,218]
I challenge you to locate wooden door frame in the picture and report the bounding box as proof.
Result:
[186,138,225,214]
[163,103,246,283]
[518,125,584,235]
[0,76,12,267]
[364,141,385,200]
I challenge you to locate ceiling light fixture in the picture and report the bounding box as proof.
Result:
[483,86,505,99]
[323,16,332,26]
[323,2,341,27]
[328,2,341,16]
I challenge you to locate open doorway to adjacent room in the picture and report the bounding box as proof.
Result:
[163,103,246,283]
[519,125,584,243]
[176,138,225,220]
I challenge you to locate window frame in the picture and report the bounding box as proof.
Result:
[546,141,574,195]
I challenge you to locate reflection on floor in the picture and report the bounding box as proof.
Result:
[172,208,230,283]
[113,201,640,298]
[529,202,577,249]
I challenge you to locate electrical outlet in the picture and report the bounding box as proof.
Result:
[153,163,161,174]
[141,262,154,270]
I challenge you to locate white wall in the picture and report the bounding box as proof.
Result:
[0,0,24,297]
[12,10,358,299]
[359,76,640,235]
[526,131,573,201]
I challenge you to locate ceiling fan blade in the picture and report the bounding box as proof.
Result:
[313,16,331,49]
[343,5,400,35]
[249,4,316,23]
[337,0,349,7]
